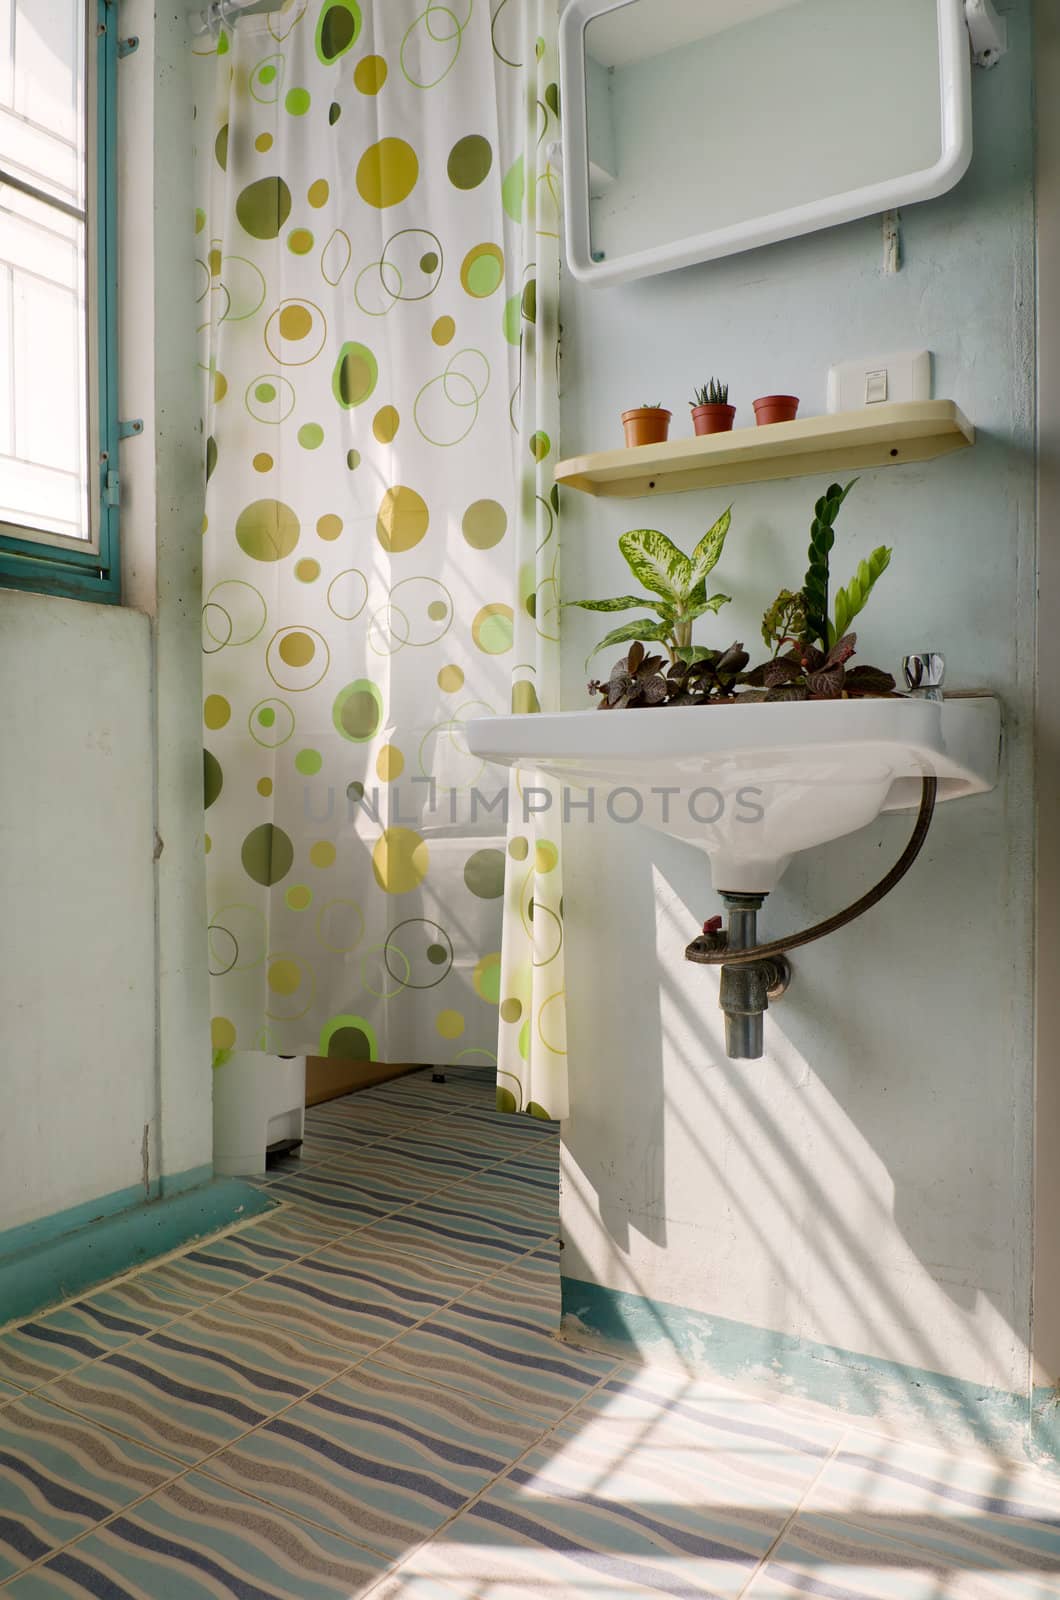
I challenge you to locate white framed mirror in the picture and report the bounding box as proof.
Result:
[559,0,973,286]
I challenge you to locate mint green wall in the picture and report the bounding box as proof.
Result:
[557,0,1038,1424]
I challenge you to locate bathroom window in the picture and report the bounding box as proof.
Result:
[0,0,120,603]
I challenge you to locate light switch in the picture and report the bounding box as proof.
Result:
[827,350,932,412]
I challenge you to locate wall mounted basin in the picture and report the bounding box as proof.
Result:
[467,696,1001,893]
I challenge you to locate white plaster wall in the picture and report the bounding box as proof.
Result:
[0,594,158,1231]
[0,3,211,1237]
[558,9,1036,1394]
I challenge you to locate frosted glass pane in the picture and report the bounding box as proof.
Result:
[0,0,85,208]
[0,185,89,541]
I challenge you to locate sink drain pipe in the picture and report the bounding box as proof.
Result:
[685,776,938,1059]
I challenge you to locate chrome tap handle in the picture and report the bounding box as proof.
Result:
[902,652,945,700]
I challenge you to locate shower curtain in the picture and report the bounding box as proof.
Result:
[194,0,568,1118]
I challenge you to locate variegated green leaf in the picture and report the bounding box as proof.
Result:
[618,528,693,603]
[564,595,670,616]
[688,507,732,589]
[586,618,671,667]
[685,592,731,621]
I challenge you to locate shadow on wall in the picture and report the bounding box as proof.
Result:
[559,765,1033,1455]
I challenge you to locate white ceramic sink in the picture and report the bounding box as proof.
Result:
[467,696,1001,892]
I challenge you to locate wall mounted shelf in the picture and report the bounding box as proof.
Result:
[554,400,974,500]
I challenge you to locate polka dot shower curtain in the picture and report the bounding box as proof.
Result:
[194,0,568,1118]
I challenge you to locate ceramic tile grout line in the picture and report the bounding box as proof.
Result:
[0,1227,566,1589]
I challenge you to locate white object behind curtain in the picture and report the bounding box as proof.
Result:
[194,0,567,1115]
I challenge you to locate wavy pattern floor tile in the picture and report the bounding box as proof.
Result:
[802,1428,1060,1551]
[356,1081,470,1113]
[373,1124,527,1172]
[250,1166,413,1229]
[386,1495,736,1598]
[204,1358,543,1556]
[294,1131,370,1167]
[6,1077,1060,1600]
[0,1394,172,1582]
[0,1309,148,1395]
[309,1139,487,1201]
[5,1471,386,1599]
[209,1206,348,1262]
[356,1187,553,1279]
[745,1429,1060,1600]
[0,1264,218,1395]
[223,1244,446,1356]
[40,1300,349,1466]
[375,1254,618,1422]
[150,1230,299,1296]
[305,1224,492,1295]
[450,1166,560,1239]
[226,1203,352,1256]
[569,1366,842,1463]
[445,1370,846,1600]
[743,1542,1059,1600]
[305,1101,442,1139]
[449,1106,559,1141]
[255,1150,333,1184]
[377,1118,544,1167]
[296,1115,383,1157]
[107,1248,284,1313]
[363,1081,494,1113]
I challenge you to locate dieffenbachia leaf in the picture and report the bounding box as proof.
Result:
[688,507,732,590]
[684,592,731,621]
[618,528,693,603]
[830,545,892,647]
[564,595,669,615]
[586,618,671,667]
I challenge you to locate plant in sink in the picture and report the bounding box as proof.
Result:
[743,480,896,701]
[566,508,735,669]
[577,481,899,710]
[588,639,753,709]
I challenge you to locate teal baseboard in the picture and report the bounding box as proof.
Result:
[561,1276,1060,1470]
[0,1163,217,1261]
[0,1174,275,1326]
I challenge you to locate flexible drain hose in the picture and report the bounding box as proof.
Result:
[687,775,938,967]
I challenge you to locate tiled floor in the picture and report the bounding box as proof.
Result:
[2,1067,1059,1597]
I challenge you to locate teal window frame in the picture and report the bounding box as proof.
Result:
[0,0,121,605]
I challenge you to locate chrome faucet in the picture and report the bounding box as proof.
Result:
[903,652,945,701]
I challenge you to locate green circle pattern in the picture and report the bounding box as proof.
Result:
[198,18,565,1116]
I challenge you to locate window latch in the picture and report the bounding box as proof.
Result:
[103,470,120,508]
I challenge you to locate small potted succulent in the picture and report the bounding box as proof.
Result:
[752,393,800,426]
[690,379,736,436]
[622,401,671,449]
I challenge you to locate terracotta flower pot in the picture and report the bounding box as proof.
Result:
[622,408,671,448]
[752,394,799,426]
[691,403,736,436]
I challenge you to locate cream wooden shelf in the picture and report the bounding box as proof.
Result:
[554,400,974,500]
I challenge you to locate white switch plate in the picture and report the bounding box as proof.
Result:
[827,350,932,412]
